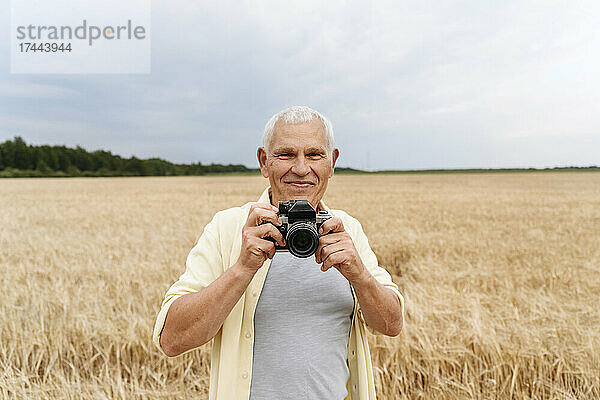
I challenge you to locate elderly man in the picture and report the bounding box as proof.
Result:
[153,106,404,400]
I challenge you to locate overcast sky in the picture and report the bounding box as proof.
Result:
[1,0,599,170]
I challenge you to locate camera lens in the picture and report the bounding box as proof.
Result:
[292,231,312,250]
[286,222,319,258]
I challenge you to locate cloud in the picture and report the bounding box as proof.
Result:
[1,0,599,169]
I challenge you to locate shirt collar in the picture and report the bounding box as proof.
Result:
[257,186,330,212]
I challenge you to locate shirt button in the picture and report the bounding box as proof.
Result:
[252,291,258,297]
[242,372,248,379]
[245,332,251,339]
[353,384,357,390]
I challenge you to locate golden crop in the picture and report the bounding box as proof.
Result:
[1,173,598,399]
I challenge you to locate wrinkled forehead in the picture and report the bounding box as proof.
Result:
[271,118,327,147]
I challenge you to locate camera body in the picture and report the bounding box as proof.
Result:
[271,200,332,258]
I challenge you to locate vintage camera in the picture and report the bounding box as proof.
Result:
[267,200,332,258]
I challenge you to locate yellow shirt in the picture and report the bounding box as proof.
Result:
[153,187,405,400]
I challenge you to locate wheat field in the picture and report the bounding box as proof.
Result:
[1,173,599,399]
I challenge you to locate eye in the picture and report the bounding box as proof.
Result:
[276,153,294,159]
[308,153,324,159]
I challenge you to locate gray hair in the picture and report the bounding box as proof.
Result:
[262,106,335,159]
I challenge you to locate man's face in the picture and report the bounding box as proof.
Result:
[257,118,339,210]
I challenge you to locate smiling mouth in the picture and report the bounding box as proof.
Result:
[285,182,314,188]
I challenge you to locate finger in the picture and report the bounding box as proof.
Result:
[265,241,277,259]
[250,237,276,258]
[319,216,345,235]
[320,241,346,265]
[320,246,346,271]
[249,224,286,247]
[315,233,346,264]
[246,206,281,228]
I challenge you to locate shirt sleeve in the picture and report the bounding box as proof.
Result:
[152,214,224,354]
[347,214,405,336]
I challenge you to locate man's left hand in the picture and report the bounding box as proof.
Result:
[315,216,369,285]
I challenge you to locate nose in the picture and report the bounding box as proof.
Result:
[291,156,310,176]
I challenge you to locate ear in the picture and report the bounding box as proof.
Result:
[257,147,269,178]
[328,148,340,178]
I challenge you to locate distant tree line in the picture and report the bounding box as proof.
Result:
[0,137,260,177]
[5,136,591,178]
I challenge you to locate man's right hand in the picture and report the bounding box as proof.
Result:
[160,203,286,356]
[236,203,286,275]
